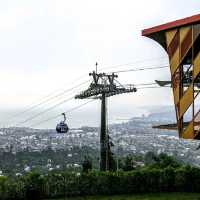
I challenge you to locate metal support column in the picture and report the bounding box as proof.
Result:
[100,93,107,171]
[75,69,137,170]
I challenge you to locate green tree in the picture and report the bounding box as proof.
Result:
[82,157,92,173]
[122,155,135,171]
[157,153,180,168]
[24,172,45,200]
[144,151,158,165]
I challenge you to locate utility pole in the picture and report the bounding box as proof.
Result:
[75,64,137,171]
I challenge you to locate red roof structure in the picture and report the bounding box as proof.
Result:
[141,14,200,140]
[141,14,200,50]
[142,14,200,36]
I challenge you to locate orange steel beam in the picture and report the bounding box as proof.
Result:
[142,14,200,139]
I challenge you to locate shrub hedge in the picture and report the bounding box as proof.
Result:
[0,165,200,200]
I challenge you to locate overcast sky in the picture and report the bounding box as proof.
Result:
[0,0,200,128]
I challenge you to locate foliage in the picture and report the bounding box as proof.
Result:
[0,164,200,199]
[144,152,181,169]
[82,157,92,173]
[122,155,136,171]
[0,153,199,199]
[52,193,200,200]
[0,146,99,176]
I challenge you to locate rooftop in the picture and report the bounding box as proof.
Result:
[142,14,200,36]
[141,14,200,50]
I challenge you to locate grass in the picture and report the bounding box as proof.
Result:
[50,193,200,200]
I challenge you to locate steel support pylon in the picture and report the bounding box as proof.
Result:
[100,93,107,171]
[75,68,137,170]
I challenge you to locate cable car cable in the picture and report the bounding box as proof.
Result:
[8,80,90,120]
[9,61,168,121]
[137,86,171,90]
[113,65,169,74]
[99,56,167,71]
[30,99,95,127]
[16,96,75,126]
[16,83,169,126]
[30,85,170,128]
[9,60,170,127]
[10,58,168,120]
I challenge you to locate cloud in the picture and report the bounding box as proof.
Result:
[0,0,199,127]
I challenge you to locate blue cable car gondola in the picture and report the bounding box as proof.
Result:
[56,113,69,133]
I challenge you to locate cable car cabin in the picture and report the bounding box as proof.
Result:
[56,122,69,133]
[56,113,69,133]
